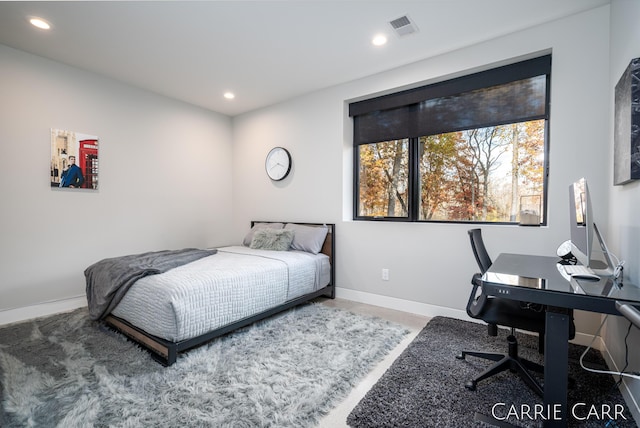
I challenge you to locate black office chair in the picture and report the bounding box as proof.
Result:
[456,229,575,397]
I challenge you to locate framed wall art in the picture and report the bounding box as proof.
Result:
[50,128,99,190]
[613,57,640,185]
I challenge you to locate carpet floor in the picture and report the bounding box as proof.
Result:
[0,303,408,427]
[347,316,635,428]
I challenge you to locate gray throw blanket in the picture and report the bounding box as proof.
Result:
[85,248,217,321]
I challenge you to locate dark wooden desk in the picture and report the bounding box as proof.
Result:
[481,253,640,427]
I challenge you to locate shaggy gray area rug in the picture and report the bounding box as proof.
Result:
[0,303,408,427]
[347,316,636,428]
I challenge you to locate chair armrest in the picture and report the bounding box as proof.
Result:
[466,273,488,319]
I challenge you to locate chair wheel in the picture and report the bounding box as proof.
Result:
[465,381,477,391]
[456,353,465,360]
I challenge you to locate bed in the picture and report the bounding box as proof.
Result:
[91,221,335,366]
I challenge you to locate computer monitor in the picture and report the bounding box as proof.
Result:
[569,178,591,266]
[568,178,614,275]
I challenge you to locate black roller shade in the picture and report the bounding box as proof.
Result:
[351,55,551,145]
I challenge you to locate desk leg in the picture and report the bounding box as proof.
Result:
[544,307,570,428]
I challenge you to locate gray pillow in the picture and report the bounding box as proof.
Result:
[284,223,328,254]
[250,228,295,251]
[242,222,284,246]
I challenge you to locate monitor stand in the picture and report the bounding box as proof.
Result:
[590,222,614,277]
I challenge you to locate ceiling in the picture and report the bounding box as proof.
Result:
[0,0,610,117]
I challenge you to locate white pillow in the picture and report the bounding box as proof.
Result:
[284,223,329,254]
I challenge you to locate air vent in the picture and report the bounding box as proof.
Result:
[389,15,418,37]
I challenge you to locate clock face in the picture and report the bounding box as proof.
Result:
[265,147,291,181]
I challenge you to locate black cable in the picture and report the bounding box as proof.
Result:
[611,320,633,392]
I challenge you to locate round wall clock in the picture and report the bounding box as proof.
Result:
[265,147,292,181]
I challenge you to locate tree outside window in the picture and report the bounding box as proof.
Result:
[358,139,409,218]
[351,55,550,224]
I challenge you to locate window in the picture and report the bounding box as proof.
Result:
[351,55,551,224]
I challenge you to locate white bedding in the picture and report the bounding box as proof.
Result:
[110,246,330,342]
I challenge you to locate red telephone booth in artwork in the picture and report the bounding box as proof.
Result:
[79,139,99,189]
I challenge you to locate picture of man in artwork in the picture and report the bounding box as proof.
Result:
[59,155,84,188]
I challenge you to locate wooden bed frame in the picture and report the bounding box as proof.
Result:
[104,222,335,366]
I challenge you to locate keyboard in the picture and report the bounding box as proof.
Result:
[562,264,598,277]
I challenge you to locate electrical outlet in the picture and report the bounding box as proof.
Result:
[382,268,389,281]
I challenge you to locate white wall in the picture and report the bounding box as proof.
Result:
[605,0,640,416]
[232,6,612,334]
[0,44,235,318]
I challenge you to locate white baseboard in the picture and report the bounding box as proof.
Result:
[334,287,603,350]
[571,331,603,350]
[0,295,87,326]
[335,287,471,321]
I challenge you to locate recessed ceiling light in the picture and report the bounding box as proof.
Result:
[372,34,387,46]
[223,92,235,100]
[29,18,51,30]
